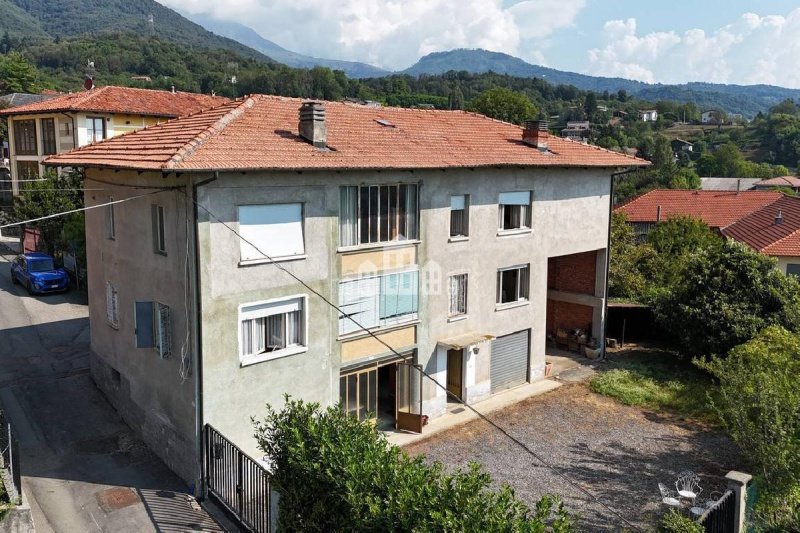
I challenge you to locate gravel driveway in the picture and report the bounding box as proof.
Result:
[403,383,743,531]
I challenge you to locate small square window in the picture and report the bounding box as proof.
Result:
[240,296,308,365]
[499,191,532,231]
[239,203,304,262]
[497,265,530,304]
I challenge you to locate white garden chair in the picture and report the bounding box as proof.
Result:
[658,483,681,507]
[675,470,702,501]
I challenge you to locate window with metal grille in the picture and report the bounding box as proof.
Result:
[239,296,307,365]
[106,282,119,327]
[497,265,530,304]
[13,120,37,155]
[41,118,57,155]
[449,273,468,316]
[450,195,469,237]
[498,191,532,231]
[339,184,419,246]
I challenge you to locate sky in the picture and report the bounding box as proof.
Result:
[162,0,800,88]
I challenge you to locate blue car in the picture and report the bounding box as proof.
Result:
[10,252,70,294]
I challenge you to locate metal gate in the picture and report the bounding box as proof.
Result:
[0,411,21,503]
[490,330,530,393]
[204,425,272,533]
[699,489,736,533]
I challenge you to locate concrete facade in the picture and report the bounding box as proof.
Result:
[80,164,613,485]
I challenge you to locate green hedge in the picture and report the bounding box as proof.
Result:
[253,398,574,532]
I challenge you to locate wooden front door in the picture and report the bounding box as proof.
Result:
[446,349,463,400]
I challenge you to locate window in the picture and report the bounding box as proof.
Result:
[449,273,468,317]
[239,296,307,364]
[13,120,37,155]
[134,301,172,358]
[238,203,304,262]
[152,204,166,254]
[497,265,530,305]
[450,195,469,238]
[106,282,119,327]
[41,118,57,155]
[499,191,532,231]
[87,116,106,143]
[105,198,115,240]
[339,270,419,335]
[16,160,39,181]
[787,264,800,277]
[339,184,419,247]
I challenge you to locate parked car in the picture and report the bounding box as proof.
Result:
[10,252,70,294]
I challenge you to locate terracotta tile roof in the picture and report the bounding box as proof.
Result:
[0,86,228,118]
[722,195,800,256]
[615,189,783,229]
[43,95,650,171]
[755,176,800,188]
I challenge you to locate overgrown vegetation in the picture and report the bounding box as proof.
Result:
[699,327,800,531]
[590,349,716,423]
[658,508,704,533]
[253,397,575,532]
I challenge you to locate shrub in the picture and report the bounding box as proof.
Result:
[253,397,574,532]
[659,508,703,533]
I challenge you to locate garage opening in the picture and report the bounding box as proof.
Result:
[490,329,530,393]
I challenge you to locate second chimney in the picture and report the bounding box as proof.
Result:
[522,120,549,151]
[299,101,327,148]
[775,210,784,225]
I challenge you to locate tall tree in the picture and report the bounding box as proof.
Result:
[0,52,39,93]
[448,86,464,110]
[467,87,537,125]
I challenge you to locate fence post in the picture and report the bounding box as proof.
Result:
[725,470,752,533]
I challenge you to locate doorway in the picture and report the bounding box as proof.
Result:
[446,348,463,401]
[340,356,413,431]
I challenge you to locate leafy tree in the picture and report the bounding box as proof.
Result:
[0,51,39,93]
[584,92,597,118]
[698,326,800,530]
[12,169,83,255]
[651,135,675,169]
[609,212,655,299]
[467,87,538,125]
[645,216,719,288]
[651,240,800,357]
[253,397,575,532]
[448,86,464,110]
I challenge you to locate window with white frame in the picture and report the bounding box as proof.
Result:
[134,301,172,358]
[106,282,119,327]
[106,198,115,240]
[450,195,469,237]
[152,204,166,254]
[497,265,530,304]
[339,270,419,335]
[240,296,307,363]
[238,203,305,262]
[87,116,106,143]
[449,273,468,316]
[339,184,419,247]
[498,191,532,231]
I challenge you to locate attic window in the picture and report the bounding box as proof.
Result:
[375,119,396,128]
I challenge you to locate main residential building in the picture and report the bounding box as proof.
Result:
[46,95,648,488]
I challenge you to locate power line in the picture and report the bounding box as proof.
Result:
[189,194,640,531]
[0,189,175,230]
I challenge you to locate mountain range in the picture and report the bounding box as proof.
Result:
[1,0,798,117]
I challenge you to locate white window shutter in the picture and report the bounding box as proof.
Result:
[239,204,304,261]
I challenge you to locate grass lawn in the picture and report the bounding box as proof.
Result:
[590,347,718,424]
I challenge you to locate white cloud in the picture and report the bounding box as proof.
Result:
[588,9,800,88]
[159,0,585,70]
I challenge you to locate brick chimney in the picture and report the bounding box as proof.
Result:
[522,120,549,151]
[775,209,784,225]
[299,101,327,148]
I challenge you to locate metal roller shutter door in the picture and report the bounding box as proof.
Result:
[490,330,530,393]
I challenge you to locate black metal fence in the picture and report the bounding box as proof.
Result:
[204,424,272,533]
[699,489,736,533]
[0,410,21,502]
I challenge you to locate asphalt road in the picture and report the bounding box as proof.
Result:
[0,250,224,533]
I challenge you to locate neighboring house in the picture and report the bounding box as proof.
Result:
[638,109,658,121]
[45,95,648,488]
[615,189,783,240]
[700,177,760,191]
[561,121,591,142]
[0,85,227,196]
[0,92,59,109]
[722,195,800,276]
[753,176,800,192]
[671,138,693,153]
[701,110,722,124]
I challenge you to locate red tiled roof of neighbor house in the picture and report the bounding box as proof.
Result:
[722,195,800,256]
[43,95,651,171]
[615,189,783,229]
[755,176,800,188]
[0,86,229,118]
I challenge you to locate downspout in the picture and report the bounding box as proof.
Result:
[192,171,218,498]
[601,167,638,359]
